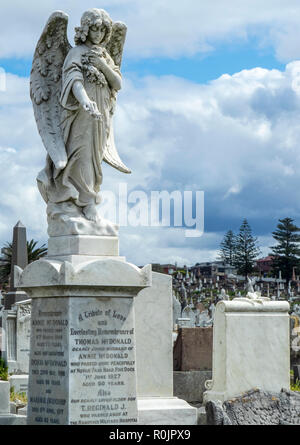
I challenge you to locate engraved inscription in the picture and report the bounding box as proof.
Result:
[27,297,138,425]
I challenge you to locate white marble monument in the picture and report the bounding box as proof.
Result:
[16,254,151,425]
[203,297,290,403]
[16,8,151,426]
[14,8,196,426]
[135,273,197,424]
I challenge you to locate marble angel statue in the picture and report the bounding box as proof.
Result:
[30,9,130,236]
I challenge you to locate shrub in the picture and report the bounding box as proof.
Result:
[291,379,300,392]
[0,358,8,381]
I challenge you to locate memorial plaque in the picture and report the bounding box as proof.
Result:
[27,297,138,425]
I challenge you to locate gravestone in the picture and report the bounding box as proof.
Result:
[182,305,196,327]
[4,221,28,310]
[196,309,212,327]
[13,6,198,427]
[173,327,213,371]
[17,254,151,425]
[204,299,290,403]
[1,299,31,374]
[172,293,182,328]
[135,273,197,424]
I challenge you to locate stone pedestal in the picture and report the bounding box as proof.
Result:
[203,299,290,403]
[16,247,151,425]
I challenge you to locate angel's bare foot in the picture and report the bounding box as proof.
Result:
[83,204,99,222]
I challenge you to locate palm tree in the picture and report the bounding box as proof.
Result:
[0,239,47,288]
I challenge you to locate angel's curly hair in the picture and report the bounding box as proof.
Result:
[74,8,112,46]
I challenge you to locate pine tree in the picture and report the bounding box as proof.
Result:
[219,230,236,265]
[270,217,300,282]
[233,219,260,278]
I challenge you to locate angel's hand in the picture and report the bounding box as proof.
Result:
[89,53,107,70]
[83,99,102,120]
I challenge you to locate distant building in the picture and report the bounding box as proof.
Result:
[190,261,236,279]
[255,256,274,275]
[152,264,176,274]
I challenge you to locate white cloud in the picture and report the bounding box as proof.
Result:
[1,1,300,61]
[2,61,300,264]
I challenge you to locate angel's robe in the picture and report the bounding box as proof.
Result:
[39,44,120,208]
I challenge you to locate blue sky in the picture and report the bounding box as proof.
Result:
[1,1,300,266]
[0,36,286,82]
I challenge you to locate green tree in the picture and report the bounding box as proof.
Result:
[0,239,47,288]
[219,230,236,265]
[270,217,300,282]
[233,219,260,278]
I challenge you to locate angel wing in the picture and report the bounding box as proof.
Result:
[104,21,131,174]
[106,21,127,68]
[30,11,71,170]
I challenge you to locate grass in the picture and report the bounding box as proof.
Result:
[290,369,300,392]
[291,380,300,392]
[10,386,28,405]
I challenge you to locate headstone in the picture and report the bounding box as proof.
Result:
[209,303,216,321]
[18,6,197,427]
[15,300,31,373]
[135,273,173,398]
[172,293,182,328]
[204,299,290,403]
[218,288,229,301]
[135,272,197,424]
[196,310,212,327]
[17,256,152,425]
[182,305,196,327]
[4,221,28,310]
[173,327,213,371]
[1,299,31,374]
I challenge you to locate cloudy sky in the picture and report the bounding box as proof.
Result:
[1,0,300,266]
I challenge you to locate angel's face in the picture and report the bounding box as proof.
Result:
[88,22,107,45]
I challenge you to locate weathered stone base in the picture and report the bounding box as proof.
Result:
[137,397,197,425]
[205,388,300,425]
